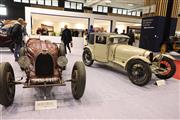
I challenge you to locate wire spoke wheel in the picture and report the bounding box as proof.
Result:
[82,49,94,66]
[155,57,176,79]
[127,59,152,86]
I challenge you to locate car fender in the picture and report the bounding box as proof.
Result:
[84,46,94,59]
[153,54,175,61]
[125,56,151,70]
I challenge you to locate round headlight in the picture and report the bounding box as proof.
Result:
[18,56,31,69]
[57,56,68,67]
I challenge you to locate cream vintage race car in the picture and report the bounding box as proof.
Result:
[83,33,176,86]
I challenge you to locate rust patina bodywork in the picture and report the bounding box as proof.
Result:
[23,39,61,85]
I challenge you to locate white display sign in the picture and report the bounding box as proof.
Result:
[35,100,57,111]
[156,80,166,87]
[0,6,7,16]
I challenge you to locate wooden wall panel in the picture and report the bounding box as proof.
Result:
[143,0,179,18]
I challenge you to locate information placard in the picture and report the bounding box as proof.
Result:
[35,100,57,111]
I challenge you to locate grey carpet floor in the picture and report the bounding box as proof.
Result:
[0,38,179,120]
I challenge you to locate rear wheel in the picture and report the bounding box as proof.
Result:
[71,61,86,100]
[127,59,152,86]
[0,62,15,107]
[82,49,94,66]
[155,57,176,79]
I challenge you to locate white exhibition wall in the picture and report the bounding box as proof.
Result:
[115,22,141,34]
[25,7,142,35]
[32,14,88,35]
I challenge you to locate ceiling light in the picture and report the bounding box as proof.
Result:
[104,0,111,4]
[128,4,134,7]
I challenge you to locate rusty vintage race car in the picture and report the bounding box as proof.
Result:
[0,38,86,107]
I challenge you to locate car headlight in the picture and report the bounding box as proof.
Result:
[57,56,68,67]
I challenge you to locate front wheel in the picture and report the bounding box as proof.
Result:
[71,61,86,100]
[155,57,176,79]
[127,59,152,86]
[82,49,94,66]
[0,62,15,107]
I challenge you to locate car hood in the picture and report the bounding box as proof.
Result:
[114,44,151,57]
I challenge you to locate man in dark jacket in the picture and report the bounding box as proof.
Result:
[128,30,135,46]
[12,18,23,61]
[61,25,72,54]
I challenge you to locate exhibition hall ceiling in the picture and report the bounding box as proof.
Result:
[69,0,144,9]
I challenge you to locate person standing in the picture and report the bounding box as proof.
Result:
[21,21,28,47]
[114,28,118,34]
[88,25,94,33]
[12,18,23,61]
[121,30,126,35]
[128,30,135,46]
[61,25,72,54]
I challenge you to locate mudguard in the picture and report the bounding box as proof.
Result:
[153,54,175,61]
[125,56,151,70]
[84,46,94,59]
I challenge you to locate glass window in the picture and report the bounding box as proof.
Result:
[38,0,44,5]
[122,9,127,15]
[65,1,70,8]
[45,0,51,6]
[98,6,103,12]
[0,6,7,16]
[71,2,76,9]
[22,0,29,3]
[52,0,58,6]
[93,6,97,11]
[30,0,37,4]
[77,3,82,10]
[132,11,136,16]
[137,11,141,16]
[112,8,117,13]
[96,36,107,44]
[127,10,132,15]
[103,6,108,13]
[14,0,21,2]
[112,37,128,44]
[118,9,122,14]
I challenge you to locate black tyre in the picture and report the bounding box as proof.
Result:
[127,59,152,86]
[155,57,176,79]
[0,62,15,107]
[71,61,86,100]
[59,43,65,56]
[82,49,94,66]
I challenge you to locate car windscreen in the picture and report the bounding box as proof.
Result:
[110,37,129,44]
